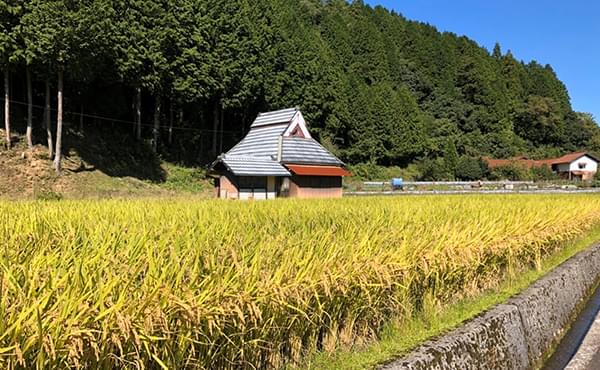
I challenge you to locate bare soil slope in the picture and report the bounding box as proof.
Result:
[0,130,211,200]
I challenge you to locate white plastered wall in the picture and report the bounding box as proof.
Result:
[568,156,598,172]
[283,111,311,138]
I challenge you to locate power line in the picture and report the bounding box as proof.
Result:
[0,97,244,135]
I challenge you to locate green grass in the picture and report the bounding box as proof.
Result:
[158,163,211,193]
[0,128,213,200]
[300,224,600,370]
[58,162,212,199]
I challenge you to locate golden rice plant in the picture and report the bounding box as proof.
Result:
[0,195,599,369]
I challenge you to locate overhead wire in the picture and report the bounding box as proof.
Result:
[0,97,243,135]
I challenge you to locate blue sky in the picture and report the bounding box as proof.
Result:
[365,0,600,121]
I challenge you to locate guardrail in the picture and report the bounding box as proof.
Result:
[364,180,535,186]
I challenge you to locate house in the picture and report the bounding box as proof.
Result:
[544,152,598,181]
[208,108,350,199]
[485,152,598,181]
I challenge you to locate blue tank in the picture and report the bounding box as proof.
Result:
[391,178,403,189]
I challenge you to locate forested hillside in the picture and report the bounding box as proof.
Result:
[1,0,598,173]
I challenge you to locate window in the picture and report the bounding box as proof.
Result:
[578,162,587,169]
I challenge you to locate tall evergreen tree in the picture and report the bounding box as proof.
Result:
[0,0,20,149]
[0,0,596,169]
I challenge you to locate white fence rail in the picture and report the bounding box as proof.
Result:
[363,181,535,187]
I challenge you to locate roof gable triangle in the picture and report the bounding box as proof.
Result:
[283,111,311,138]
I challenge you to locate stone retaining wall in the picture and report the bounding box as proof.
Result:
[380,243,600,370]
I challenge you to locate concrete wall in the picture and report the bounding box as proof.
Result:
[380,243,600,370]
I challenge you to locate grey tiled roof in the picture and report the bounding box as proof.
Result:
[251,108,298,128]
[282,137,343,166]
[227,124,287,158]
[211,108,346,177]
[219,155,290,176]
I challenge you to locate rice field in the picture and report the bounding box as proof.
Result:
[1,195,600,369]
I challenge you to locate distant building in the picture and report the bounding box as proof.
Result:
[485,152,598,181]
[208,108,350,199]
[545,152,598,181]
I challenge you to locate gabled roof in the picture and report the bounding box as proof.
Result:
[548,152,598,165]
[484,157,543,169]
[210,108,346,177]
[282,137,343,166]
[227,124,287,158]
[251,108,299,128]
[213,155,290,176]
[484,152,599,169]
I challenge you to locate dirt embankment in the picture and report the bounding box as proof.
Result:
[0,144,57,199]
[0,131,211,200]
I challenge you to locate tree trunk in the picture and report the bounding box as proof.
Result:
[219,107,224,153]
[53,69,64,174]
[241,112,246,135]
[79,103,84,132]
[211,100,219,157]
[152,95,160,153]
[26,67,33,149]
[176,107,183,147]
[45,79,53,157]
[168,100,174,146]
[135,86,141,140]
[4,70,10,149]
[199,110,204,159]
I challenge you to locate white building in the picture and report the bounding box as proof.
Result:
[547,152,598,181]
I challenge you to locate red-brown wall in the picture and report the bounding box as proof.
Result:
[216,174,344,199]
[218,175,238,199]
[288,179,343,198]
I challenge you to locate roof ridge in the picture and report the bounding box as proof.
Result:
[251,107,299,128]
[257,107,298,116]
[223,154,278,161]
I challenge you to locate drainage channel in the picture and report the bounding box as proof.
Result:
[542,284,600,370]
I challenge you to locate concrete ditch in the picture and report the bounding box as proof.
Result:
[546,284,600,370]
[379,243,600,370]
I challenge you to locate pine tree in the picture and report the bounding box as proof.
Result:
[0,0,20,149]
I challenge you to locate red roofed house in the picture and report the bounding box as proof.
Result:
[485,152,598,181]
[545,152,598,181]
[208,108,351,199]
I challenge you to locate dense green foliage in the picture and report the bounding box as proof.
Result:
[1,0,598,167]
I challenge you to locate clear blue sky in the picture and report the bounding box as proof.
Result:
[365,0,600,121]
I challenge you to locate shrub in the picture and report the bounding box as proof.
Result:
[454,156,489,181]
[347,163,421,181]
[418,158,453,181]
[489,163,531,181]
[347,162,385,180]
[35,190,63,201]
[161,164,208,192]
[531,164,558,181]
